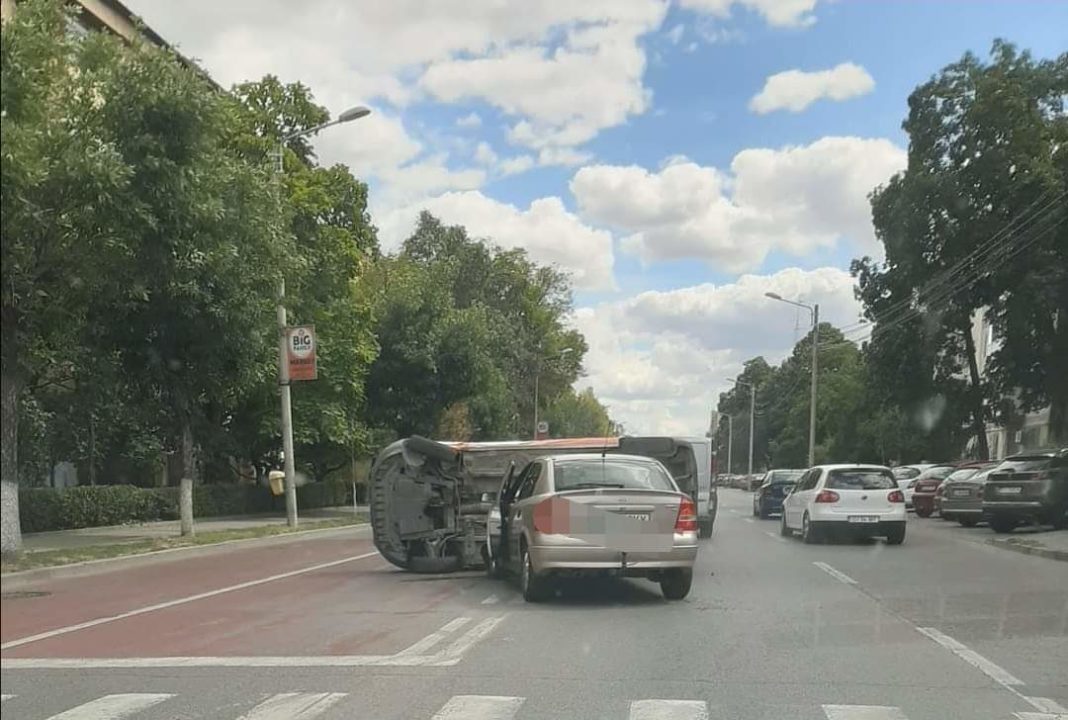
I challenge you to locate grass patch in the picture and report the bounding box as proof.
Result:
[1,515,367,574]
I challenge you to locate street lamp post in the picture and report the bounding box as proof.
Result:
[533,347,574,439]
[765,292,819,467]
[274,105,370,528]
[727,378,756,476]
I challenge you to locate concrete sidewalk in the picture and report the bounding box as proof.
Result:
[985,526,1068,561]
[21,506,368,553]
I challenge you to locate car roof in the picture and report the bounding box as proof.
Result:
[1004,447,1067,459]
[549,453,659,464]
[812,463,892,471]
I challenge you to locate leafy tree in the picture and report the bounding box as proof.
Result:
[855,41,1068,451]
[542,388,615,438]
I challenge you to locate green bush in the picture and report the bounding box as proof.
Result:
[297,478,349,509]
[19,488,65,533]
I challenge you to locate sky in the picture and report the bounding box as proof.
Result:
[129,0,1068,437]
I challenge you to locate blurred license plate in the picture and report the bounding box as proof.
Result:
[952,488,970,497]
[848,516,878,523]
[998,486,1023,495]
[624,513,650,521]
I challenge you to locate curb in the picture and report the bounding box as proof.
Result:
[1,521,371,589]
[986,537,1068,562]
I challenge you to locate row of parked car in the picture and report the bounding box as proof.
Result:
[721,447,1066,541]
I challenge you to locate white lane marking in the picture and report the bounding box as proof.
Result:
[1,694,14,702]
[813,561,857,585]
[237,693,347,720]
[915,627,1024,686]
[430,695,524,720]
[629,699,709,720]
[744,518,755,523]
[393,617,471,657]
[429,615,507,666]
[481,594,500,605]
[2,656,390,669]
[45,693,173,719]
[1,551,380,650]
[1021,697,1068,714]
[763,531,785,543]
[822,706,908,720]
[1015,714,1068,720]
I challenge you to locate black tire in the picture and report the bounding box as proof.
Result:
[802,513,820,544]
[885,523,906,545]
[915,506,932,518]
[483,545,502,579]
[752,503,760,517]
[759,505,770,520]
[519,544,547,602]
[958,517,978,528]
[408,555,462,574]
[1050,512,1067,531]
[660,568,693,600]
[941,512,954,522]
[989,515,1018,534]
[404,435,459,463]
[780,513,793,537]
[698,518,713,539]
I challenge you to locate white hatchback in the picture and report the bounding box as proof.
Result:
[781,464,907,544]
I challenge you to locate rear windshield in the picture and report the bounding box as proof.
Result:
[995,457,1054,472]
[918,466,956,480]
[765,470,804,484]
[553,459,676,492]
[826,469,897,490]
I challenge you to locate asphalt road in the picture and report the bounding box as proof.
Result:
[2,490,1066,719]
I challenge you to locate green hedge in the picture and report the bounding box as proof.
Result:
[19,479,350,533]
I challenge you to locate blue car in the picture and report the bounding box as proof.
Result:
[753,469,806,519]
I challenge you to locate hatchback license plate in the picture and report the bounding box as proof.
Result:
[624,513,650,521]
[952,488,970,497]
[848,515,878,523]
[998,486,1023,495]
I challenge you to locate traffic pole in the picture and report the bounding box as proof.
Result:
[277,278,298,528]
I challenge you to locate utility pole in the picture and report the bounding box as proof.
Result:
[809,304,819,467]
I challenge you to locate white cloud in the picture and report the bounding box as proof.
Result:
[455,112,483,128]
[679,0,820,28]
[499,155,537,175]
[573,266,862,434]
[472,142,537,177]
[666,23,686,44]
[474,141,499,166]
[570,137,905,271]
[750,62,875,114]
[376,191,616,291]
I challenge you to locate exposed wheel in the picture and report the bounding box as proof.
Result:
[519,544,547,602]
[958,517,978,528]
[885,523,906,545]
[780,512,793,537]
[915,506,932,518]
[660,568,693,600]
[989,516,1018,534]
[802,513,820,544]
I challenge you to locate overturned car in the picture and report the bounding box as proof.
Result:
[369,435,716,573]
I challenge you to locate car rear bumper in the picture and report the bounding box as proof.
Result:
[940,498,982,514]
[809,507,906,524]
[530,541,698,572]
[982,500,1060,522]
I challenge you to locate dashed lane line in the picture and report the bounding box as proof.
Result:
[813,561,857,585]
[915,627,1024,686]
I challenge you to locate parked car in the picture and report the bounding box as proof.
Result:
[982,448,1068,533]
[913,463,991,518]
[780,464,906,544]
[939,464,1000,526]
[753,469,805,518]
[898,464,954,510]
[488,453,699,601]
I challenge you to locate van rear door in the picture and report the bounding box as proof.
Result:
[617,437,698,501]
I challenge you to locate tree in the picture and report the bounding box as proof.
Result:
[1,1,138,556]
[856,41,1068,452]
[542,388,615,438]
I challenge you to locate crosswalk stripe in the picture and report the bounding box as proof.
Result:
[430,695,524,720]
[394,617,471,656]
[823,705,908,720]
[629,699,709,720]
[45,694,174,720]
[237,693,347,720]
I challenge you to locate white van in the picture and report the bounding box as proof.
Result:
[618,436,717,538]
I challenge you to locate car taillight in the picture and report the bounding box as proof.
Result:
[814,490,839,503]
[888,490,904,503]
[675,496,698,532]
[533,497,570,534]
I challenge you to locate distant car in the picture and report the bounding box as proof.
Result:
[939,464,1000,526]
[892,464,935,509]
[488,453,699,601]
[913,463,988,518]
[780,464,906,544]
[899,464,955,510]
[753,469,805,518]
[982,449,1068,533]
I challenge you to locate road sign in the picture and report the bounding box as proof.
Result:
[286,325,317,381]
[535,420,549,440]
